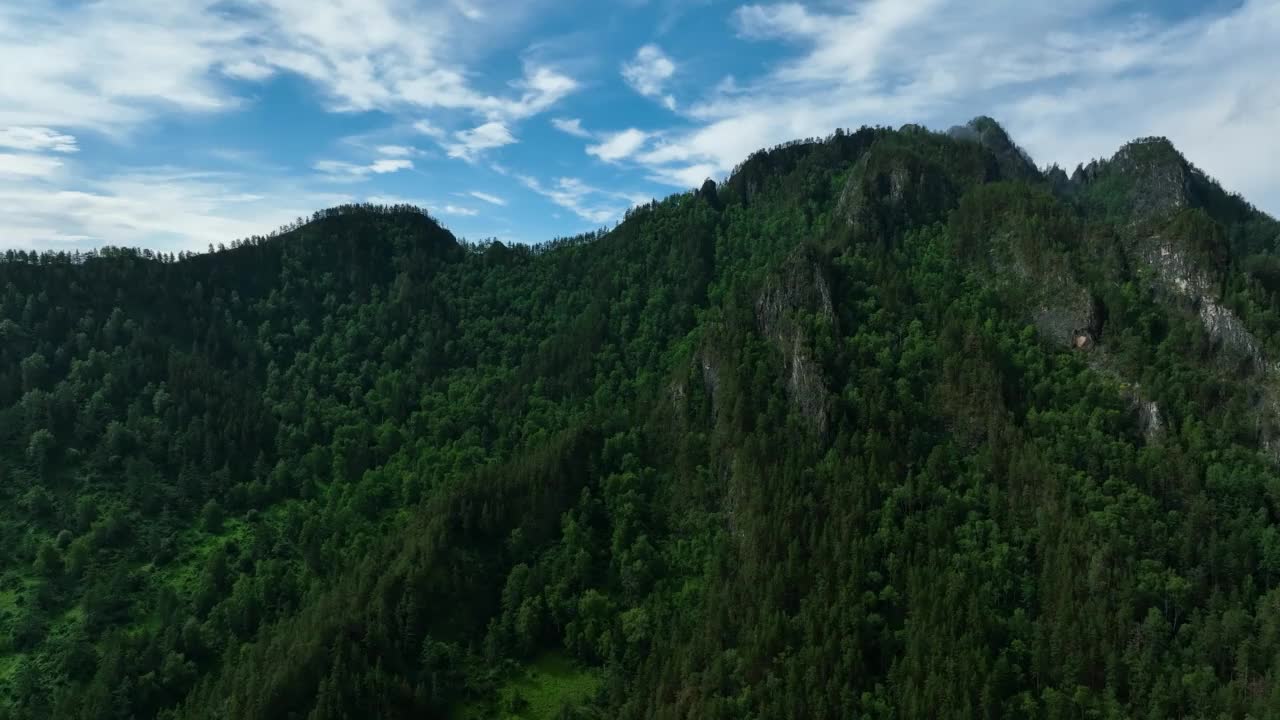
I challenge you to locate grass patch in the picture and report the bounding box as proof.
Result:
[457,652,600,720]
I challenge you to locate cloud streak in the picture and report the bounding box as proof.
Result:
[0,127,78,153]
[516,175,644,224]
[0,167,349,251]
[468,191,507,206]
[0,1,576,134]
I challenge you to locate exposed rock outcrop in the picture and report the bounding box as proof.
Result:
[975,212,1104,351]
[1101,138,1195,220]
[1029,283,1103,351]
[1136,398,1163,443]
[696,178,721,210]
[755,247,836,433]
[668,340,726,422]
[1199,302,1268,370]
[1139,231,1269,373]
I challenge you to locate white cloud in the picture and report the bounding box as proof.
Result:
[222,60,275,81]
[511,66,580,118]
[551,117,592,138]
[444,121,516,160]
[0,127,78,153]
[375,145,417,157]
[733,3,824,39]
[0,0,587,250]
[622,44,677,110]
[369,158,413,173]
[450,0,485,21]
[587,128,650,163]
[0,154,65,178]
[244,3,577,120]
[368,194,481,218]
[647,162,720,188]
[469,191,507,206]
[9,0,1280,252]
[628,0,1280,213]
[0,1,252,133]
[0,167,349,251]
[517,175,646,224]
[635,113,779,186]
[314,157,413,179]
[0,0,576,135]
[413,121,446,139]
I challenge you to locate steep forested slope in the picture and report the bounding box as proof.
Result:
[2,120,1280,719]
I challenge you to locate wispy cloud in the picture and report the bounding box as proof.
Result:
[375,145,418,157]
[413,121,447,139]
[222,59,275,82]
[0,167,349,251]
[443,121,516,161]
[450,0,486,21]
[622,44,677,110]
[314,142,424,179]
[469,191,507,206]
[314,157,413,180]
[551,117,592,138]
[0,127,78,153]
[0,153,66,178]
[587,128,650,162]
[627,0,1280,210]
[4,0,1279,252]
[517,174,645,224]
[0,1,247,132]
[0,1,576,135]
[369,193,482,218]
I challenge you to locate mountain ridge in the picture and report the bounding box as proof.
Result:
[2,118,1280,720]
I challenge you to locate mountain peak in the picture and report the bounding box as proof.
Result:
[947,116,1039,181]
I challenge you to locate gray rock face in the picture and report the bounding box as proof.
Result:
[755,248,836,433]
[834,144,941,241]
[1141,235,1217,298]
[835,153,880,235]
[1030,283,1102,351]
[1109,139,1194,218]
[981,223,1102,350]
[1136,398,1163,443]
[1140,233,1269,372]
[671,343,724,419]
[1199,301,1267,371]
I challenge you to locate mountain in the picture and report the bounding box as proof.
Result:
[2,120,1280,720]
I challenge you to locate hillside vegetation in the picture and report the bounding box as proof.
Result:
[2,120,1280,719]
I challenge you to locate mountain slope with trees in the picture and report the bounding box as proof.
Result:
[2,119,1280,719]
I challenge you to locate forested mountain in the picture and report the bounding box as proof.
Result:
[2,118,1280,720]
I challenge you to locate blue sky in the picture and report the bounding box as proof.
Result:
[1,0,1277,251]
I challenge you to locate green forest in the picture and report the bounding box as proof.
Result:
[2,118,1280,719]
